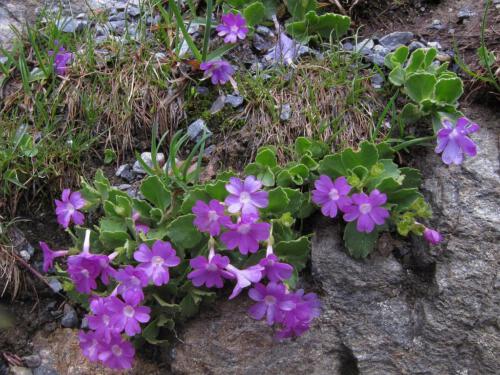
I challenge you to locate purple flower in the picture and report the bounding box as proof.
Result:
[39,241,68,272]
[343,189,390,233]
[188,250,234,288]
[133,240,180,286]
[97,333,135,370]
[220,215,270,254]
[49,45,73,75]
[225,264,264,299]
[225,176,269,216]
[216,13,248,44]
[192,199,231,236]
[276,290,321,339]
[248,282,287,325]
[78,330,102,363]
[115,266,149,305]
[312,175,352,218]
[54,189,85,228]
[259,254,293,282]
[435,117,479,165]
[132,211,149,234]
[423,228,442,245]
[200,60,234,85]
[87,296,118,341]
[108,294,151,337]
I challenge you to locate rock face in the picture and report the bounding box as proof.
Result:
[171,104,499,374]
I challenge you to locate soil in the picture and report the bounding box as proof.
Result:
[0,0,498,373]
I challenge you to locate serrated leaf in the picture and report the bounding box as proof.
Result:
[243,1,265,26]
[261,187,290,216]
[318,153,346,178]
[286,0,317,20]
[400,102,423,124]
[343,222,378,258]
[140,176,171,211]
[405,72,437,103]
[341,141,379,171]
[434,77,463,104]
[405,48,425,73]
[274,236,310,271]
[166,214,204,249]
[286,11,351,42]
[389,66,405,86]
[255,147,277,168]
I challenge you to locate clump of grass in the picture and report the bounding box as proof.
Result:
[0,218,23,300]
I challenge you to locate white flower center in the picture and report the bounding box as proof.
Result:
[102,315,110,325]
[206,263,218,272]
[131,276,140,286]
[112,344,123,357]
[81,269,89,278]
[264,295,277,305]
[152,256,164,266]
[238,223,252,235]
[208,210,219,222]
[124,305,135,318]
[230,25,239,33]
[239,192,251,204]
[449,128,459,139]
[359,203,372,214]
[328,188,339,201]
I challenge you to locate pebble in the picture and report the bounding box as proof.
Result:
[225,95,244,108]
[354,38,374,54]
[371,73,384,89]
[115,164,134,182]
[47,278,62,293]
[427,41,442,49]
[366,53,385,66]
[210,96,226,114]
[32,366,58,375]
[373,44,390,57]
[196,86,210,96]
[408,41,426,52]
[342,42,354,51]
[431,19,446,30]
[117,184,132,190]
[204,145,216,157]
[436,53,452,62]
[109,20,126,33]
[127,6,141,17]
[109,12,126,22]
[20,250,31,261]
[22,355,41,369]
[187,119,211,141]
[132,152,165,174]
[458,8,476,20]
[61,305,78,328]
[256,26,274,37]
[280,104,292,121]
[55,17,87,33]
[379,31,414,51]
[253,33,274,52]
[9,367,32,375]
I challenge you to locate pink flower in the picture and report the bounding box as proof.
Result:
[259,254,293,282]
[225,264,264,300]
[435,117,479,165]
[276,290,321,339]
[188,251,234,288]
[423,228,442,245]
[54,189,85,228]
[108,294,151,337]
[343,190,390,233]
[49,42,73,76]
[97,333,135,370]
[115,266,149,305]
[200,60,234,85]
[216,13,248,44]
[248,282,287,325]
[312,175,352,218]
[220,215,270,255]
[87,296,119,342]
[225,176,269,216]
[133,240,180,286]
[39,241,68,272]
[192,199,231,236]
[78,330,102,363]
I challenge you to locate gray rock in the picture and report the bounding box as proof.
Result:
[187,119,211,141]
[354,38,374,54]
[427,41,442,49]
[55,17,87,33]
[210,95,226,114]
[342,41,354,51]
[127,6,141,17]
[408,41,426,52]
[458,8,476,20]
[109,12,126,22]
[132,152,165,174]
[196,86,210,96]
[116,183,132,190]
[9,367,32,375]
[47,278,62,293]
[280,103,292,121]
[379,31,414,51]
[255,25,274,37]
[32,366,58,375]
[204,144,216,157]
[22,355,41,369]
[225,94,244,108]
[431,19,446,30]
[366,52,385,66]
[60,305,78,328]
[253,33,274,52]
[115,164,134,182]
[109,20,126,34]
[373,44,390,57]
[371,73,384,89]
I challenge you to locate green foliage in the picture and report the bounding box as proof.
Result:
[286,11,351,42]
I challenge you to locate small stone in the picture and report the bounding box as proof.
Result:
[0,56,8,64]
[255,26,274,37]
[250,62,264,72]
[146,15,161,26]
[9,367,32,375]
[47,278,62,293]
[373,44,390,57]
[187,24,200,34]
[116,164,134,182]
[196,86,209,96]
[117,184,132,191]
[55,17,87,33]
[253,33,273,52]
[61,305,78,328]
[210,96,226,114]
[436,53,451,62]
[342,42,354,51]
[431,19,446,30]
[427,41,442,49]
[379,31,414,51]
[187,119,211,141]
[43,322,57,333]
[20,250,31,261]
[280,104,292,121]
[204,145,216,157]
[408,41,426,51]
[127,6,141,17]
[458,8,476,20]
[354,38,374,54]
[366,53,385,66]
[371,73,384,89]
[109,20,126,33]
[225,95,244,108]
[109,12,126,22]
[132,152,165,174]
[22,355,41,369]
[75,13,87,20]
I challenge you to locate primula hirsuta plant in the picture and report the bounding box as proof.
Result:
[39,135,465,369]
[48,40,73,76]
[435,117,480,165]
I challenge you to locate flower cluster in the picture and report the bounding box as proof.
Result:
[200,13,248,85]
[189,176,320,337]
[49,40,73,76]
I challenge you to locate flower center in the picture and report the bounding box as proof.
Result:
[123,305,135,318]
[81,269,89,278]
[328,188,339,201]
[131,276,140,286]
[67,203,75,214]
[230,25,239,33]
[206,262,218,272]
[238,223,252,235]
[112,344,123,357]
[449,128,459,139]
[239,192,251,204]
[208,210,219,222]
[264,295,277,305]
[102,314,110,325]
[359,203,372,214]
[152,256,164,266]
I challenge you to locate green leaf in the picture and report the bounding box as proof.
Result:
[392,45,409,65]
[400,103,423,124]
[477,46,496,67]
[300,154,319,170]
[258,166,275,187]
[286,0,317,20]
[104,149,116,164]
[295,137,328,159]
[142,318,168,344]
[341,141,379,171]
[318,153,346,178]
[274,236,311,271]
[433,77,463,104]
[405,48,425,73]
[261,187,290,216]
[286,11,351,42]
[243,1,265,27]
[400,167,422,188]
[389,66,405,86]
[405,72,437,103]
[166,214,203,249]
[180,188,211,214]
[387,188,422,211]
[140,176,171,211]
[423,48,438,68]
[99,217,130,248]
[255,147,277,168]
[343,222,379,258]
[281,188,302,215]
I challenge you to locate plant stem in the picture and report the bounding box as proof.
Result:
[392,135,436,151]
[202,0,214,61]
